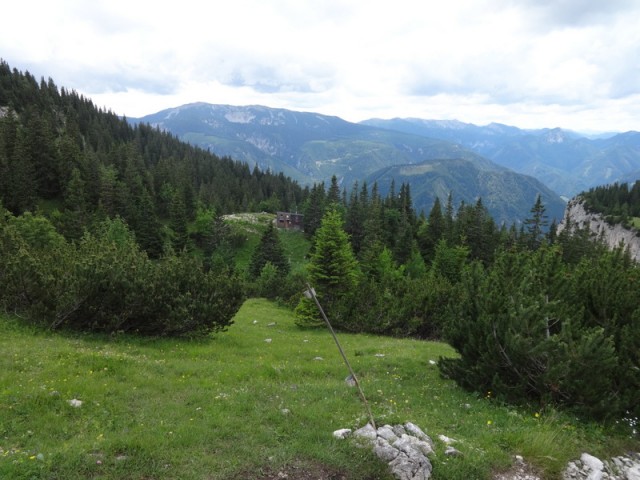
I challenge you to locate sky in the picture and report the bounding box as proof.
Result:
[2,0,640,133]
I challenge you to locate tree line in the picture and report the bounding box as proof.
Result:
[0,60,306,257]
[581,180,640,229]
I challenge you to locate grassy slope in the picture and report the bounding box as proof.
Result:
[1,300,637,480]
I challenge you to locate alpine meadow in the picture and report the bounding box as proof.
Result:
[1,61,639,479]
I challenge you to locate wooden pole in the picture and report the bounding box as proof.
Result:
[304,283,376,430]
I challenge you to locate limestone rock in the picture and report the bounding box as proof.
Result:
[353,423,377,441]
[339,422,434,479]
[405,422,434,449]
[438,434,457,445]
[392,425,408,437]
[375,437,400,462]
[445,446,462,457]
[562,452,640,480]
[377,425,399,443]
[332,428,352,439]
[557,198,640,261]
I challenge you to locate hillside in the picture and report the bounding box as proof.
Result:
[131,103,565,223]
[1,299,636,480]
[0,62,306,256]
[367,158,565,225]
[362,118,640,198]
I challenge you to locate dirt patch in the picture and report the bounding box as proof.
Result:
[493,457,541,480]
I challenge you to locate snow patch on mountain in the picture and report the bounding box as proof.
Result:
[225,110,256,124]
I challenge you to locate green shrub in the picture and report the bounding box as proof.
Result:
[0,210,244,336]
[439,245,640,420]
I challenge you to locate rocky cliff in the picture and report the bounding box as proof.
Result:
[557,197,640,261]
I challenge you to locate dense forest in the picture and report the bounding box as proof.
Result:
[1,61,639,422]
[0,60,306,254]
[581,180,640,229]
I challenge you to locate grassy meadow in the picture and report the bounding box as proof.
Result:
[1,298,637,479]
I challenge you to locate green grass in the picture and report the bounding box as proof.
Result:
[1,299,637,479]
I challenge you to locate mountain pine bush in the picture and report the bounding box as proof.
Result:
[0,209,243,336]
[439,244,639,420]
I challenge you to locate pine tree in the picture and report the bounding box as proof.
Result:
[524,195,548,249]
[134,188,163,258]
[169,189,189,252]
[249,222,290,278]
[60,167,89,240]
[303,182,326,238]
[327,175,341,206]
[418,197,444,261]
[344,182,366,255]
[6,126,37,214]
[295,208,359,327]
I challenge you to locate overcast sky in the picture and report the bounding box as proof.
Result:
[2,0,640,133]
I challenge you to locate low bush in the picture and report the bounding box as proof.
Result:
[0,210,244,336]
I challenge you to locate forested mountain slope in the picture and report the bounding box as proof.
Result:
[131,103,565,223]
[0,61,305,256]
[362,117,640,198]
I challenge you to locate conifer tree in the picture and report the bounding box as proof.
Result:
[418,197,444,261]
[249,222,290,278]
[169,189,189,252]
[303,182,326,238]
[524,194,548,249]
[327,174,341,206]
[295,208,358,327]
[344,182,366,255]
[60,167,89,241]
[134,188,163,258]
[6,126,37,214]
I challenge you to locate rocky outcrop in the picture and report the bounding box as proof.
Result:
[334,422,640,480]
[557,197,640,261]
[335,423,434,480]
[563,452,640,480]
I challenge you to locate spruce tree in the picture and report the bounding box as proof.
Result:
[249,222,290,278]
[169,189,189,252]
[60,167,89,241]
[524,194,548,249]
[418,197,444,261]
[295,208,359,327]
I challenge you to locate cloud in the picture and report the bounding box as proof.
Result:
[2,0,640,132]
[521,0,638,28]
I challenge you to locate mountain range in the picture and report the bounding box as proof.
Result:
[131,103,572,224]
[361,118,640,198]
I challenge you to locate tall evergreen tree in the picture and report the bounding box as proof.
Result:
[295,208,359,327]
[249,222,290,278]
[344,182,366,255]
[524,194,548,249]
[169,189,189,252]
[327,175,341,206]
[59,167,89,241]
[6,126,37,214]
[418,197,445,261]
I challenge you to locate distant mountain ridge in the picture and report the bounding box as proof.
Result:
[361,118,640,198]
[131,103,565,224]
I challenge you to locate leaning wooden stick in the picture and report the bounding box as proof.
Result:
[304,283,376,430]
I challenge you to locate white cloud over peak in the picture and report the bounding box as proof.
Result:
[2,0,640,132]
